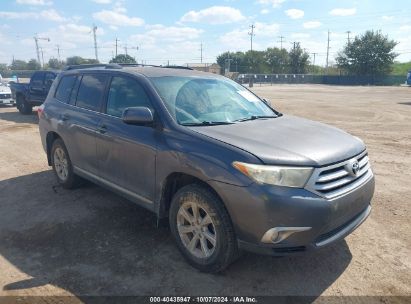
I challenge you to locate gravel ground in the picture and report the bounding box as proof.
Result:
[0,85,410,300]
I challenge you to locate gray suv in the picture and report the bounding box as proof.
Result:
[39,64,375,272]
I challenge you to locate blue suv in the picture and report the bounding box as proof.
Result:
[39,64,374,272]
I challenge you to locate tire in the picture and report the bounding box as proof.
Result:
[51,138,81,189]
[17,95,32,115]
[169,184,238,273]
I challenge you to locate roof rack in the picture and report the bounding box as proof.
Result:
[63,63,193,71]
[64,63,122,71]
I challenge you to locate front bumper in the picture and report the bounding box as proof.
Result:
[209,173,375,256]
[0,98,14,105]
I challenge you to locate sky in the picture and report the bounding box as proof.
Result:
[1,0,411,67]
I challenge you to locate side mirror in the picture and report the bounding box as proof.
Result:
[263,98,272,106]
[122,107,154,125]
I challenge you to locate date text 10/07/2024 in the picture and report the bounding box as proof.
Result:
[149,297,258,303]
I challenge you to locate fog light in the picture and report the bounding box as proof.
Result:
[261,227,312,244]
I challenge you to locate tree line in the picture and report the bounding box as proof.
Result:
[218,31,399,76]
[0,54,137,72]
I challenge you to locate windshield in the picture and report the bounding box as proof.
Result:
[150,76,277,125]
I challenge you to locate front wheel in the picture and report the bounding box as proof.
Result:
[169,184,238,273]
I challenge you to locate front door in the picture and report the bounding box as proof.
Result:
[95,75,157,204]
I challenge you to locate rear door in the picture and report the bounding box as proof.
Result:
[61,73,109,176]
[95,74,157,204]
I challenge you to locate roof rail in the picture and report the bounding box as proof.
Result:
[64,63,122,71]
[63,63,194,71]
[163,65,193,70]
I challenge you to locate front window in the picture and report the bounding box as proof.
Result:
[150,76,277,125]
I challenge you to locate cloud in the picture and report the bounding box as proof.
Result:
[285,9,304,19]
[0,9,66,22]
[93,10,144,26]
[399,25,411,31]
[303,21,322,29]
[329,8,357,16]
[132,25,203,44]
[219,22,280,50]
[382,15,394,21]
[180,6,245,24]
[260,9,270,15]
[257,0,286,8]
[16,0,52,5]
[91,0,111,3]
[40,9,66,22]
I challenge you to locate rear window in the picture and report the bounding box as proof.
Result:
[76,74,108,112]
[55,75,76,103]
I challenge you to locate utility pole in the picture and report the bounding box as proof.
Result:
[199,43,203,63]
[115,38,120,57]
[248,24,255,74]
[33,35,50,68]
[278,36,285,50]
[39,47,45,68]
[92,24,98,61]
[326,30,331,71]
[56,44,61,62]
[248,24,255,53]
[346,31,351,44]
[124,43,128,56]
[311,52,317,66]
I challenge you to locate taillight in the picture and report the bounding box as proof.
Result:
[37,104,45,119]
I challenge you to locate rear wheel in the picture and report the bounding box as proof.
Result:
[169,184,238,273]
[51,138,81,189]
[17,95,32,115]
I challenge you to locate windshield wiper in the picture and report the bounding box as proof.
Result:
[233,115,277,122]
[180,121,234,126]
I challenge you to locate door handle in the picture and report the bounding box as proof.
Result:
[98,124,107,134]
[60,114,69,121]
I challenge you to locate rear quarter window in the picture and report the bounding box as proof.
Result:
[55,75,77,103]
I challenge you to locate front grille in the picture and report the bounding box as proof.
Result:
[305,151,373,199]
[0,93,11,99]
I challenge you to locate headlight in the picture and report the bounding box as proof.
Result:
[233,162,313,188]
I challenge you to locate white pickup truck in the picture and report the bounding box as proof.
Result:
[0,83,14,106]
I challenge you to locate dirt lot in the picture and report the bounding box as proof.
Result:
[0,85,410,300]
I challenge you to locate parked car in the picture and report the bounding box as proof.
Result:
[38,64,375,272]
[0,83,14,106]
[10,70,58,114]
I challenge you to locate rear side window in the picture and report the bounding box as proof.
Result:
[106,76,152,117]
[76,74,108,112]
[55,75,76,103]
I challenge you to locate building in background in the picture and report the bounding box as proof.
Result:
[186,63,221,74]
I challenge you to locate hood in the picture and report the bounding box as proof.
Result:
[190,115,365,167]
